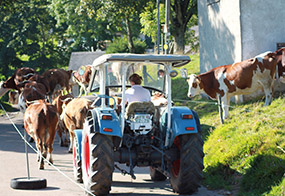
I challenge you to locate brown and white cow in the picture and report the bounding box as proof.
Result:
[2,67,35,92]
[151,92,168,106]
[52,94,74,147]
[72,65,92,97]
[42,68,73,101]
[187,51,277,120]
[61,97,92,153]
[24,99,59,169]
[0,67,35,97]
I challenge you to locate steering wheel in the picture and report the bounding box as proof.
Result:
[91,93,116,109]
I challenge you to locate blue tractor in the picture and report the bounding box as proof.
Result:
[72,54,204,195]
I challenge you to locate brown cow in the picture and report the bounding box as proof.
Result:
[28,73,50,95]
[8,91,19,104]
[18,81,47,114]
[52,94,74,147]
[61,98,92,153]
[187,51,277,120]
[42,69,73,101]
[72,65,92,97]
[24,99,59,169]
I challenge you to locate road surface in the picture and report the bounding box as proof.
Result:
[0,107,223,196]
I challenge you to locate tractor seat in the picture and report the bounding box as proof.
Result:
[125,101,155,120]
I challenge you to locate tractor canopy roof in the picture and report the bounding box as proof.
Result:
[91,53,191,68]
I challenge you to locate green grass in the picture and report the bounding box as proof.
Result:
[0,101,17,115]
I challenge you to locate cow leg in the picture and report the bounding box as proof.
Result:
[221,95,230,120]
[78,86,83,97]
[57,121,65,147]
[64,128,69,146]
[35,137,41,162]
[35,138,45,170]
[83,85,87,96]
[68,131,75,153]
[46,127,56,165]
[263,87,273,106]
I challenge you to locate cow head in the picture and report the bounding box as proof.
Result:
[187,74,202,98]
[151,92,168,106]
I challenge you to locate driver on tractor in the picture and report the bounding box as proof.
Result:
[125,73,151,104]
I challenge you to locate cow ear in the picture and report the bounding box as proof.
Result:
[196,76,201,83]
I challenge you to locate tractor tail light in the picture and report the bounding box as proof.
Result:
[102,115,112,120]
[185,127,195,131]
[104,128,113,132]
[182,114,193,119]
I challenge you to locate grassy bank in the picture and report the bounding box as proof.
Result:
[173,53,285,195]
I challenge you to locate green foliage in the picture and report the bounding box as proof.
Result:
[140,2,165,43]
[0,0,69,76]
[0,101,16,115]
[172,53,200,100]
[106,36,147,54]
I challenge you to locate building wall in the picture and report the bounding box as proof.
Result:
[198,0,242,73]
[240,0,285,59]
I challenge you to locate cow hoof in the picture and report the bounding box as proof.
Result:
[60,142,69,147]
[39,166,44,170]
[29,137,34,143]
[68,149,72,153]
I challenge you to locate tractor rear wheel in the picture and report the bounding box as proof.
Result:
[82,127,114,196]
[169,133,204,194]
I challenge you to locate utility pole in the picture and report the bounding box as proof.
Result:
[156,0,160,54]
[164,0,170,54]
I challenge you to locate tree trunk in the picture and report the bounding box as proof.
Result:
[125,16,135,53]
[173,27,185,54]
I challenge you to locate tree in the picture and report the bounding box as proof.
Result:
[171,0,197,54]
[49,0,114,52]
[0,0,67,78]
[140,0,197,54]
[82,0,150,53]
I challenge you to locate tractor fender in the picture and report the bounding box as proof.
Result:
[160,106,201,147]
[74,129,83,161]
[87,108,122,138]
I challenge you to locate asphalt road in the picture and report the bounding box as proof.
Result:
[0,107,223,196]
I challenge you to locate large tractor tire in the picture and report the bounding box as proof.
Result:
[169,133,204,194]
[149,167,167,181]
[73,137,82,183]
[82,126,114,196]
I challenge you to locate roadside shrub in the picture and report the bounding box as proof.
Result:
[106,36,147,54]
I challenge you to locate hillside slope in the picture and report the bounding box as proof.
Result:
[173,53,284,195]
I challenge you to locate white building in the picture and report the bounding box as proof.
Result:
[198,0,285,97]
[198,0,285,73]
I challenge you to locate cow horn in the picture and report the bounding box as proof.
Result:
[25,100,39,105]
[60,97,73,103]
[22,72,35,79]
